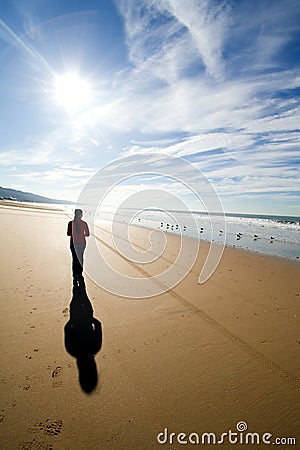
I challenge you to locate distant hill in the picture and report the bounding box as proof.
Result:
[0,186,74,205]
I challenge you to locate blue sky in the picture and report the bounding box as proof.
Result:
[0,0,299,216]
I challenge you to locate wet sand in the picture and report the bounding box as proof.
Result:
[0,203,299,449]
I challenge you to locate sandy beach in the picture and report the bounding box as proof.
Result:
[0,202,299,450]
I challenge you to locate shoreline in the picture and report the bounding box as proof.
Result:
[0,199,67,210]
[93,215,300,265]
[135,221,300,264]
[1,200,300,264]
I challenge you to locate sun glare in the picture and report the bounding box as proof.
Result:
[54,73,92,112]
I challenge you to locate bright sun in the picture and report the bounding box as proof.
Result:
[54,73,92,112]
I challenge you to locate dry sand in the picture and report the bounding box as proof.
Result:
[0,203,299,449]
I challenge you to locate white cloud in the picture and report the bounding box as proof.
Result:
[156,0,230,79]
[0,142,54,166]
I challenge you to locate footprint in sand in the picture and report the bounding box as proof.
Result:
[28,419,63,436]
[19,439,53,450]
[28,421,44,433]
[51,366,63,388]
[51,366,62,378]
[44,419,63,436]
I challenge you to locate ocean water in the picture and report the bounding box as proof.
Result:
[65,206,300,261]
[130,210,300,261]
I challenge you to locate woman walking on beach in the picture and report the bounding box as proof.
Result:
[67,209,90,277]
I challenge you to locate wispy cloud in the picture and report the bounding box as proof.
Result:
[103,0,299,213]
[0,18,53,75]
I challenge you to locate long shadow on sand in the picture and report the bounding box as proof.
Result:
[64,275,102,393]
